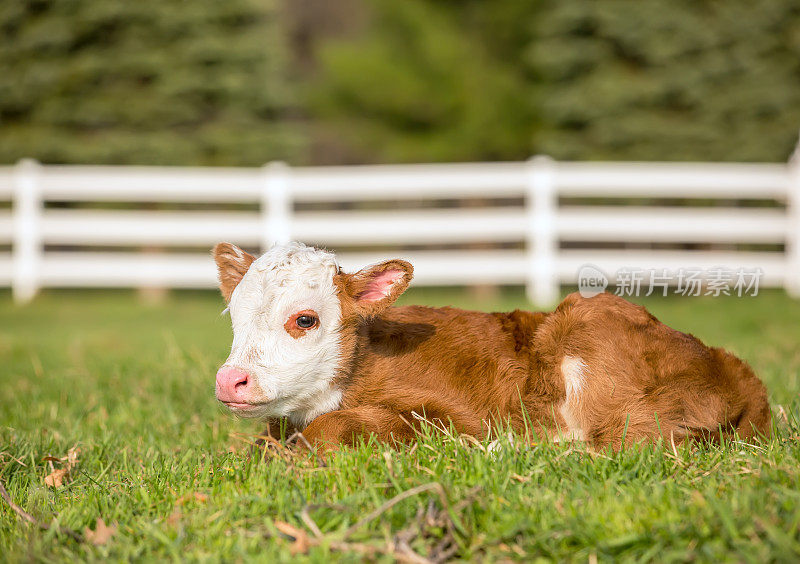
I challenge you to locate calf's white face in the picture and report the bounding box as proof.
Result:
[213,241,413,428]
[215,242,342,426]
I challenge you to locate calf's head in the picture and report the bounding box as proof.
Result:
[212,241,413,427]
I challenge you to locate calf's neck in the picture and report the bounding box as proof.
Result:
[213,242,771,449]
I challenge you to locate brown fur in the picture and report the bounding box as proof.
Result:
[214,246,771,450]
[213,243,255,302]
[301,289,771,450]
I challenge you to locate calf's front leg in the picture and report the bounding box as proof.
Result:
[299,406,417,448]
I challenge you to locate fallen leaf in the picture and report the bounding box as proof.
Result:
[44,467,70,488]
[274,520,310,555]
[43,445,81,488]
[84,518,117,545]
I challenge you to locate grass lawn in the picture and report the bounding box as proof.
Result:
[1,288,799,561]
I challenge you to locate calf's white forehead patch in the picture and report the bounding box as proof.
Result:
[251,242,338,275]
[223,242,344,427]
[231,243,340,311]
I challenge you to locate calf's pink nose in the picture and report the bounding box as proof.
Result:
[215,366,250,403]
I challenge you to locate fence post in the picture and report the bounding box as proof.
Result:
[526,155,559,307]
[788,134,800,298]
[12,159,42,304]
[261,161,292,252]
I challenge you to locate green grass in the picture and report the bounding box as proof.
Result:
[1,288,799,562]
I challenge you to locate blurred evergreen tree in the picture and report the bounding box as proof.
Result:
[0,0,301,165]
[306,0,537,163]
[530,0,800,161]
[2,0,799,165]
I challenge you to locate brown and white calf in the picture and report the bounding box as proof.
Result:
[212,241,771,450]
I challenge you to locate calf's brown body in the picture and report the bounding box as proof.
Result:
[212,243,770,450]
[300,292,771,449]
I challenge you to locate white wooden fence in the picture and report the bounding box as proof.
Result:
[2,146,800,306]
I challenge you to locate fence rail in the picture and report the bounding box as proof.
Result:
[2,147,800,305]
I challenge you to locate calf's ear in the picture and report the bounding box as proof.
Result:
[213,242,256,302]
[337,259,414,318]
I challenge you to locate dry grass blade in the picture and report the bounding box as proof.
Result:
[328,539,431,563]
[0,479,39,527]
[343,482,451,539]
[0,452,28,467]
[251,433,296,465]
[274,521,311,555]
[670,430,680,459]
[284,482,480,563]
[0,478,83,542]
[393,539,435,564]
[289,432,328,467]
[458,434,487,453]
[776,405,790,426]
[300,505,327,539]
[451,485,483,513]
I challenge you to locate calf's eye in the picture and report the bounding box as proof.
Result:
[285,310,320,337]
[296,315,317,329]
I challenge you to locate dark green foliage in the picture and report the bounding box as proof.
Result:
[0,0,302,165]
[308,0,536,163]
[311,0,800,163]
[530,0,800,161]
[1,0,799,165]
